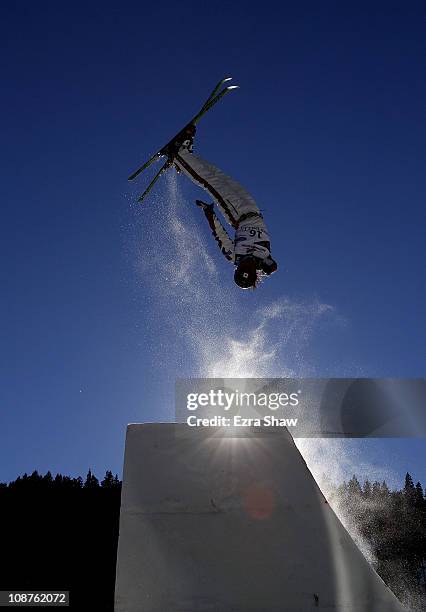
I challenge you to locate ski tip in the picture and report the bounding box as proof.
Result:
[223,77,233,82]
[227,85,239,90]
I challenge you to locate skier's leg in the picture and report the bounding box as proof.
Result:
[195,200,234,262]
[175,150,261,229]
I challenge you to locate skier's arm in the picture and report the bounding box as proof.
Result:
[196,200,234,263]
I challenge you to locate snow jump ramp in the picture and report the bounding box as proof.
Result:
[115,423,405,611]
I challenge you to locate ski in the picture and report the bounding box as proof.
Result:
[199,76,232,114]
[128,78,239,184]
[127,150,162,182]
[191,85,239,127]
[137,159,173,203]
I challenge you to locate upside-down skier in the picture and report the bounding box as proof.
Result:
[128,77,277,289]
[171,125,277,289]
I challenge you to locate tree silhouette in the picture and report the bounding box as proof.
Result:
[347,475,362,496]
[415,482,425,509]
[0,468,424,611]
[363,479,372,497]
[0,469,121,610]
[101,470,115,488]
[84,468,99,489]
[333,473,426,610]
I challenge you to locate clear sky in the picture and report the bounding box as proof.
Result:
[1,2,425,486]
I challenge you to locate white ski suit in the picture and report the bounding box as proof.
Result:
[174,149,277,275]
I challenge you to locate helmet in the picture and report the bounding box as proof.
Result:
[234,257,258,289]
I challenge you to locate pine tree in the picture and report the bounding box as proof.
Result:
[371,481,381,497]
[363,479,372,497]
[62,476,72,487]
[414,482,424,508]
[404,473,416,506]
[348,475,362,497]
[84,469,99,489]
[101,471,114,488]
[380,480,390,497]
[43,471,53,486]
[404,473,415,493]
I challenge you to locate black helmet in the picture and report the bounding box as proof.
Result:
[234,257,258,289]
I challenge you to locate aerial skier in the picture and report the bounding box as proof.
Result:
[128,77,278,289]
[172,125,277,288]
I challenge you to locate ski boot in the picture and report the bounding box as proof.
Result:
[165,124,196,159]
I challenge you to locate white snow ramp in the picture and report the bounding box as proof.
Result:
[115,424,405,611]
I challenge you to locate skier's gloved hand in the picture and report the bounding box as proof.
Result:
[196,199,214,213]
[261,256,278,275]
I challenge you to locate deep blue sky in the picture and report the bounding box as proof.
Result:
[1,2,425,486]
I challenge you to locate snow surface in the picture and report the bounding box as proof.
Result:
[115,424,405,611]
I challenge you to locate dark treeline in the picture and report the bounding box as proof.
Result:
[0,470,425,610]
[331,472,426,611]
[0,469,121,610]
